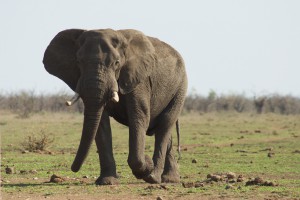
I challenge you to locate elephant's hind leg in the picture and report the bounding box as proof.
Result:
[95,110,119,185]
[144,90,185,184]
[161,136,180,183]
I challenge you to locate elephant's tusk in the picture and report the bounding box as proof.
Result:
[66,93,80,106]
[111,91,119,103]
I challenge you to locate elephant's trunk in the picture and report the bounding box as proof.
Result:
[71,98,104,172]
[70,69,119,172]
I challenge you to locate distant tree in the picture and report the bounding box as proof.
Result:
[254,96,266,114]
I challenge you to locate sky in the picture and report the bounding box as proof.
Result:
[1,1,300,97]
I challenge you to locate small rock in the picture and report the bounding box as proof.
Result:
[160,184,168,190]
[82,175,89,178]
[225,184,234,190]
[182,182,194,188]
[195,182,204,188]
[211,175,222,182]
[292,150,300,154]
[245,178,254,186]
[246,177,264,186]
[263,181,277,186]
[246,177,277,187]
[20,170,28,174]
[228,179,236,183]
[237,175,244,182]
[268,152,275,158]
[50,174,65,183]
[207,174,213,179]
[261,147,273,151]
[192,159,197,163]
[146,185,160,190]
[236,150,247,153]
[254,177,264,184]
[22,150,29,154]
[80,179,89,184]
[157,196,163,200]
[226,172,236,179]
[33,177,38,180]
[5,167,15,174]
[29,169,38,174]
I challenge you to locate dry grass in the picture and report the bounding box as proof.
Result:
[1,111,300,199]
[21,130,54,152]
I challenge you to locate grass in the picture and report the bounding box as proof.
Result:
[1,111,300,199]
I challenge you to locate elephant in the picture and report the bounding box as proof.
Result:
[43,28,188,185]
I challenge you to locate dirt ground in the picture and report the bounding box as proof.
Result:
[1,176,291,200]
[1,189,261,200]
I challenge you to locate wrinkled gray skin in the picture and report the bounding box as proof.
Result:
[43,29,187,185]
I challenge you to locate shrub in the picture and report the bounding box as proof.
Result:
[21,129,54,152]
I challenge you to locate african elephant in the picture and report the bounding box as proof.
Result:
[43,28,188,184]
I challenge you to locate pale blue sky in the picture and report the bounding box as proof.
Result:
[1,1,300,96]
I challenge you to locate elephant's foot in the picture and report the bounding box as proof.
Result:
[131,155,154,179]
[95,176,119,185]
[143,170,180,184]
[161,171,180,183]
[143,171,162,184]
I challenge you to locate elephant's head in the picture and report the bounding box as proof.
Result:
[43,29,155,172]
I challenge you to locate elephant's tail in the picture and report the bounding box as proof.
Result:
[176,119,181,160]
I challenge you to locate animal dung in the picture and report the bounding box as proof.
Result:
[245,177,277,186]
[5,167,15,174]
[49,174,66,183]
[226,172,236,179]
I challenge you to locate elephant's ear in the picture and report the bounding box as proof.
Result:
[43,29,85,91]
[118,30,156,94]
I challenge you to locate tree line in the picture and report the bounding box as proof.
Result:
[1,90,300,118]
[184,90,300,115]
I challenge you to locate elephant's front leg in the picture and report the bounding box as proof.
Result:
[95,110,118,185]
[126,97,154,179]
[127,121,154,180]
